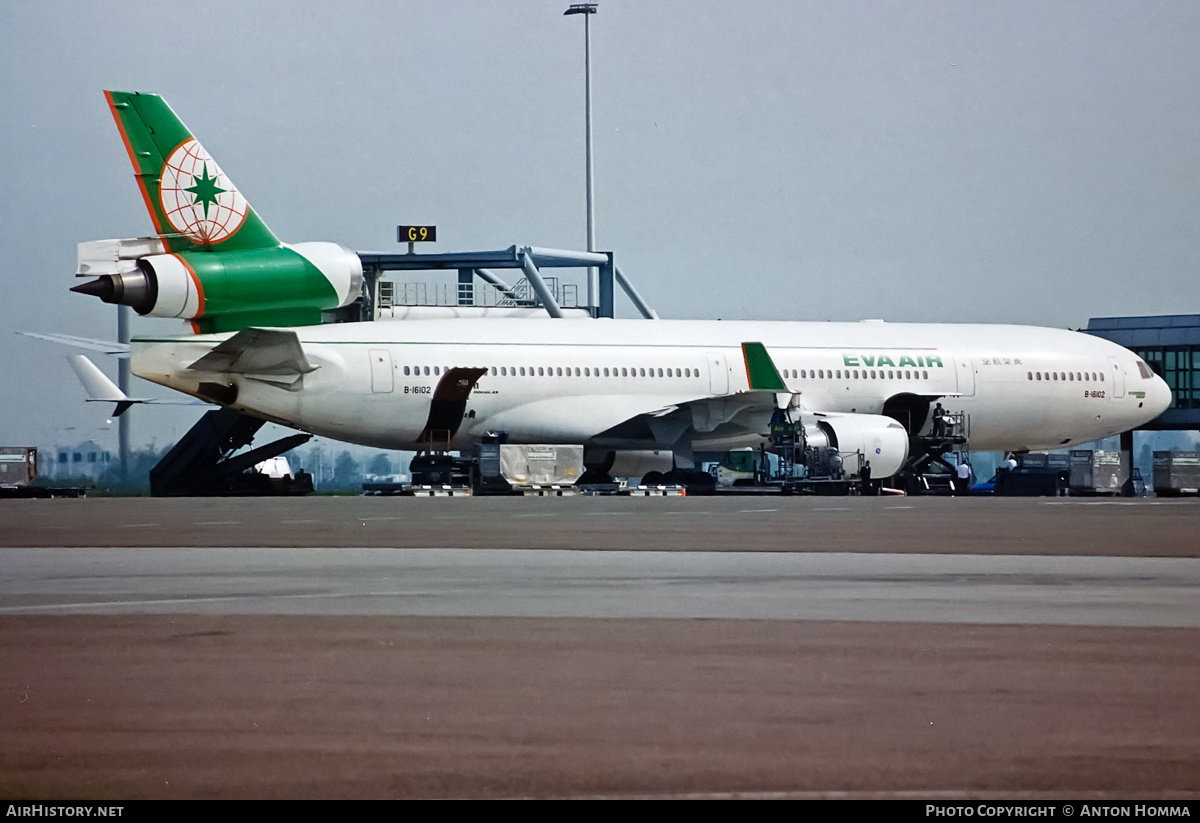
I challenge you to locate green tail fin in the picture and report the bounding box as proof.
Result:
[105,90,279,252]
[741,342,789,392]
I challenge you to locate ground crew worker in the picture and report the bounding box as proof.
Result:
[955,460,971,495]
[933,403,947,438]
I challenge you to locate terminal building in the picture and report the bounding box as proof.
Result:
[1085,314,1200,495]
[1085,314,1200,431]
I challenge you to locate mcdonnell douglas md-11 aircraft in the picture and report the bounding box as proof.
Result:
[67,91,1171,484]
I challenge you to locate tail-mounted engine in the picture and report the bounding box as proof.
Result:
[72,238,363,334]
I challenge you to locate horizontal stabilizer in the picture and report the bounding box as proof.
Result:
[68,354,127,402]
[67,354,210,416]
[187,328,317,387]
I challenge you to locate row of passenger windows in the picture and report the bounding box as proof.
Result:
[402,365,700,378]
[399,365,931,381]
[783,368,930,381]
[1027,371,1104,382]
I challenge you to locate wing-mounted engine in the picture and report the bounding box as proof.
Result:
[768,404,910,480]
[741,341,910,479]
[800,411,911,479]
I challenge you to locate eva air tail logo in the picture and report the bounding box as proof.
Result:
[159,138,248,244]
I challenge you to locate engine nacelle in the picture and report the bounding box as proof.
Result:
[801,412,910,478]
[72,241,363,334]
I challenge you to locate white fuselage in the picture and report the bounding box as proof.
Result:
[132,317,1172,458]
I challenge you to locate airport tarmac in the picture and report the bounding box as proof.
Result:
[1,496,1199,799]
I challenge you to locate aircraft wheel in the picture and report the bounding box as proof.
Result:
[576,468,613,485]
[641,471,665,486]
[684,470,716,495]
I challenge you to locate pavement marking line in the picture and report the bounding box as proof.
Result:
[117,523,160,528]
[738,509,779,513]
[1042,500,1177,506]
[195,521,240,526]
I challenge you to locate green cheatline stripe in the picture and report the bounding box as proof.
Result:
[741,342,787,391]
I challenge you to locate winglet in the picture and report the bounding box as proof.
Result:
[741,342,788,392]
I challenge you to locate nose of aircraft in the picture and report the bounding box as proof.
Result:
[1147,373,1172,419]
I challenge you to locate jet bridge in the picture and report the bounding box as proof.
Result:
[353,245,659,321]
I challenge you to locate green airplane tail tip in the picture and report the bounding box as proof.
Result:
[104,90,279,252]
[741,342,789,392]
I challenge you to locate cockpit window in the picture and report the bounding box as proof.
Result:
[1136,360,1154,380]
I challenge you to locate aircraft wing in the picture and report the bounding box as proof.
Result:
[591,342,792,456]
[18,331,130,356]
[590,341,909,478]
[186,327,318,387]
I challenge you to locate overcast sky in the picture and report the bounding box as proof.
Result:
[2,0,1199,452]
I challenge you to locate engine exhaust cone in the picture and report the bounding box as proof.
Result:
[71,276,116,302]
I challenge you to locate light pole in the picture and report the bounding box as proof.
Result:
[117,304,130,481]
[564,3,598,316]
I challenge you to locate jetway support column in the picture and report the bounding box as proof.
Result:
[598,254,614,318]
[616,264,659,319]
[518,252,565,318]
[474,268,522,303]
[1120,429,1135,497]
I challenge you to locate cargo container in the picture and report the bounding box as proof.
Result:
[1152,451,1200,496]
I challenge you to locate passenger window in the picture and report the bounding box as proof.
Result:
[404,366,410,376]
